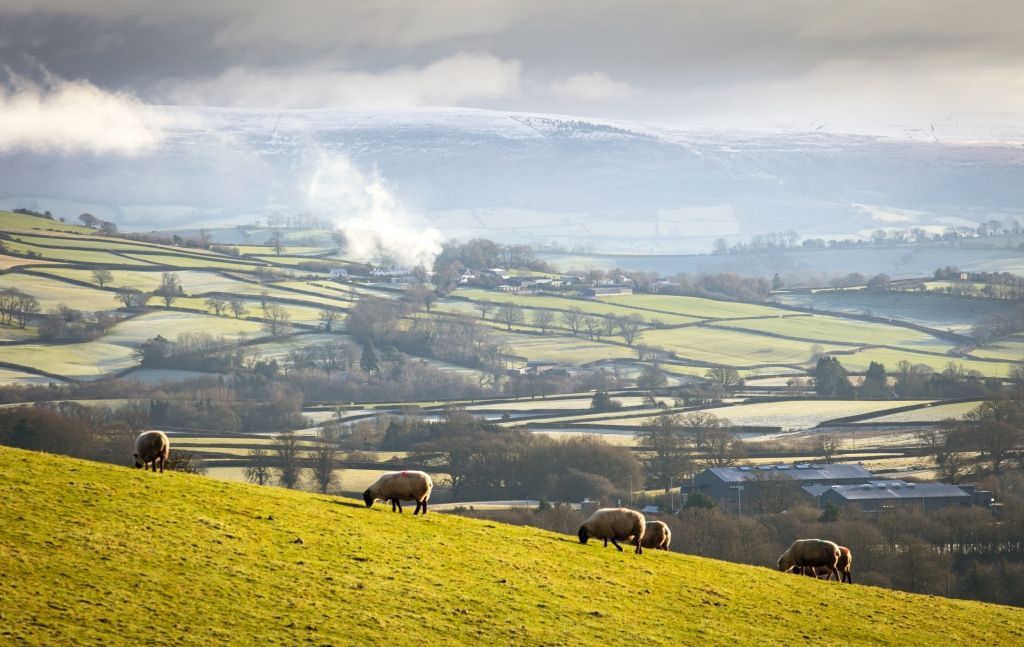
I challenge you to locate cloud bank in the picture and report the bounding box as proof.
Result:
[306,154,442,268]
[550,72,632,100]
[171,53,521,109]
[0,71,168,155]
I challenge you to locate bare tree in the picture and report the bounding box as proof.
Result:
[91,268,113,287]
[636,413,695,491]
[245,448,274,485]
[816,434,842,463]
[268,230,285,256]
[205,296,228,316]
[155,272,181,308]
[705,367,742,392]
[561,307,585,336]
[228,298,248,319]
[703,427,744,466]
[309,434,339,494]
[476,301,494,320]
[273,431,302,489]
[115,286,142,309]
[262,303,292,336]
[583,315,602,340]
[617,314,644,345]
[532,309,555,333]
[319,308,340,331]
[498,302,524,330]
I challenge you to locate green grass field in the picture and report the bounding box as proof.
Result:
[8,232,167,253]
[0,273,122,311]
[102,311,265,346]
[720,315,949,349]
[117,252,267,271]
[0,210,94,234]
[0,341,137,379]
[0,367,64,385]
[2,447,1020,645]
[839,348,1018,378]
[490,330,636,364]
[452,289,698,325]
[0,239,155,266]
[602,294,789,319]
[639,326,840,367]
[856,400,983,423]
[970,336,1024,362]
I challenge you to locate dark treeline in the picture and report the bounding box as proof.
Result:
[813,355,1017,399]
[714,220,1024,255]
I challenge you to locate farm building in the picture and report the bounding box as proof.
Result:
[329,268,348,280]
[581,286,634,297]
[692,463,874,513]
[802,480,972,513]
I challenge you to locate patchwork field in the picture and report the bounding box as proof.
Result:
[490,330,636,364]
[0,367,65,385]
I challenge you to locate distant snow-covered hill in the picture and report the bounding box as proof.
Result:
[2,107,1022,253]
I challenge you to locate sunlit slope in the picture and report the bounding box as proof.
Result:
[0,446,1021,646]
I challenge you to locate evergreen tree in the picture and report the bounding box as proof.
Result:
[814,356,854,398]
[859,361,890,398]
[360,340,379,374]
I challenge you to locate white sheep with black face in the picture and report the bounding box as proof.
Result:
[578,508,646,554]
[362,471,433,515]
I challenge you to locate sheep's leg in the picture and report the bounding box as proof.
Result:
[828,566,840,581]
[413,501,421,515]
[609,538,623,552]
[390,499,397,512]
[843,570,852,584]
[395,499,403,513]
[421,500,428,515]
[158,456,164,473]
[603,538,608,548]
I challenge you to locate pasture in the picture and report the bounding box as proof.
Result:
[0,273,122,311]
[3,446,1020,646]
[638,326,839,367]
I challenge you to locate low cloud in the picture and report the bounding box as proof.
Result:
[0,70,168,155]
[549,71,632,100]
[306,154,442,268]
[170,52,521,109]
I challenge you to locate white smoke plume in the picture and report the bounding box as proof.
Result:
[306,154,443,269]
[0,69,169,155]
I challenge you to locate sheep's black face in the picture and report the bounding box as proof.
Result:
[362,490,374,507]
[133,454,143,469]
[577,527,589,544]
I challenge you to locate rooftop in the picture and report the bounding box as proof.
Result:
[803,480,971,501]
[702,463,873,483]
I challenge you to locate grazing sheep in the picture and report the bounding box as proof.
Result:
[800,546,853,583]
[777,539,841,581]
[632,520,671,550]
[134,430,170,473]
[578,508,646,555]
[362,471,433,515]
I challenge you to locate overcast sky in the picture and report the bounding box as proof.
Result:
[2,1,1023,136]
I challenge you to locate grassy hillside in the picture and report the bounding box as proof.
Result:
[1,447,1021,645]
